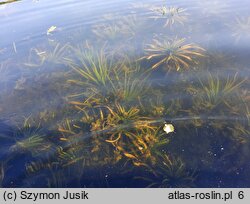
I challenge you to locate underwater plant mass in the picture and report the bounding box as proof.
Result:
[0,0,250,188]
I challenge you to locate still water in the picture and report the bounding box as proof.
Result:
[0,0,250,187]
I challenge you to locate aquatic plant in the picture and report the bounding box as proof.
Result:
[136,154,196,187]
[66,46,124,109]
[227,122,250,144]
[43,43,70,64]
[75,103,167,166]
[229,16,250,42]
[106,103,160,131]
[140,37,205,71]
[92,14,147,55]
[57,117,122,168]
[46,169,69,188]
[12,134,45,151]
[145,90,166,117]
[149,6,188,27]
[245,105,250,124]
[97,13,136,40]
[89,104,140,143]
[10,118,52,156]
[106,103,141,124]
[117,15,147,38]
[205,50,233,68]
[67,46,150,108]
[14,76,27,90]
[62,102,161,164]
[0,0,20,5]
[188,73,246,111]
[112,63,150,102]
[67,45,115,89]
[65,46,169,170]
[25,160,73,187]
[24,43,70,67]
[117,126,169,166]
[92,23,124,42]
[93,15,143,40]
[26,159,52,175]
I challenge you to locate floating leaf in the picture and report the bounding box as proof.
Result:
[47,26,57,35]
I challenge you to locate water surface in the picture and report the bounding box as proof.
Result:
[0,0,250,187]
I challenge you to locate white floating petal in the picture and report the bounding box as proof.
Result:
[163,123,175,134]
[47,26,57,35]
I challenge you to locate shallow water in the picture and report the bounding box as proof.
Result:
[0,0,250,187]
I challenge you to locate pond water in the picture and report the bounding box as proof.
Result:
[0,0,250,187]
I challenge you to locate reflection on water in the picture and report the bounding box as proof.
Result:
[0,0,250,187]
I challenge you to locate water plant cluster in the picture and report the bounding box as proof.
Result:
[0,0,250,187]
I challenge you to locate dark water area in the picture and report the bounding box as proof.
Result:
[0,0,250,187]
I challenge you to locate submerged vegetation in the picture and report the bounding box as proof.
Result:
[0,0,250,188]
[10,118,52,157]
[140,37,205,71]
[93,15,145,40]
[135,154,196,187]
[149,6,189,28]
[24,43,70,67]
[0,0,20,6]
[187,72,246,111]
[229,16,250,42]
[68,46,113,88]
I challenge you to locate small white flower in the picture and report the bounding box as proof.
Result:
[163,123,175,134]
